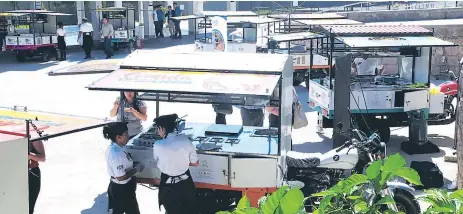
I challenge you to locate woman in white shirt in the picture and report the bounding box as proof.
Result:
[56,22,66,61]
[104,122,144,214]
[153,114,199,214]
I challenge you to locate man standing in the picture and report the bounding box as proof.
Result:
[165,5,175,38]
[100,17,114,59]
[172,3,182,39]
[78,18,94,59]
[153,6,164,38]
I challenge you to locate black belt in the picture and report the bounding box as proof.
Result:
[162,172,189,184]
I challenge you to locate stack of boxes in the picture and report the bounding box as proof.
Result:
[4,34,58,46]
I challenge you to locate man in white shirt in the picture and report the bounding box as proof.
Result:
[352,54,384,76]
[78,18,94,59]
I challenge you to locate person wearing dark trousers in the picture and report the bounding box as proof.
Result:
[104,122,144,214]
[56,22,66,61]
[172,3,182,39]
[100,17,114,59]
[240,106,265,127]
[153,6,164,38]
[28,140,46,214]
[165,5,175,38]
[153,114,199,214]
[78,18,94,59]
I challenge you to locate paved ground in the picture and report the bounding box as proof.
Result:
[0,35,457,214]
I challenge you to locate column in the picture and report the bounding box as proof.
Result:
[190,1,203,34]
[76,1,85,24]
[143,1,155,37]
[137,1,144,39]
[227,1,236,11]
[114,1,123,8]
[91,1,102,44]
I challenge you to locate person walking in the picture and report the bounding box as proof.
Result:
[78,18,94,59]
[153,6,164,38]
[172,3,182,39]
[101,17,114,59]
[165,5,175,38]
[56,22,66,61]
[28,140,46,214]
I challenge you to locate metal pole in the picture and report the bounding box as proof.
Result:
[456,60,463,188]
[119,91,125,122]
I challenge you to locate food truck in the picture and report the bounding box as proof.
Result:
[308,25,457,143]
[95,7,137,53]
[172,11,280,53]
[4,10,72,62]
[85,51,294,212]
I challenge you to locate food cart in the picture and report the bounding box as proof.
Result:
[308,25,457,143]
[265,32,329,86]
[268,13,346,33]
[4,10,72,62]
[85,51,294,212]
[172,11,280,53]
[95,7,137,53]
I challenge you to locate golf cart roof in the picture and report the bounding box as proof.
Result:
[265,32,326,42]
[337,36,457,48]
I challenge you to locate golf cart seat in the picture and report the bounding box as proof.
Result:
[286,151,321,168]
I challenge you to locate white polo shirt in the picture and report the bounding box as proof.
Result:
[56,28,66,36]
[153,134,198,177]
[354,58,383,76]
[80,22,94,33]
[106,143,134,184]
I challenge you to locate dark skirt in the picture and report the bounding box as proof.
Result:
[57,36,66,50]
[159,170,198,214]
[82,33,93,49]
[108,177,140,214]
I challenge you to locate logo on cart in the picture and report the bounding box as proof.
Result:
[333,155,340,161]
[200,160,208,168]
[120,72,193,84]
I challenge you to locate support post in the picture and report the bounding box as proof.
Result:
[333,54,352,148]
[456,67,463,188]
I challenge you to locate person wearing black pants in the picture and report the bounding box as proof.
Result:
[56,22,66,61]
[104,122,143,214]
[78,18,94,59]
[28,140,46,214]
[172,3,182,39]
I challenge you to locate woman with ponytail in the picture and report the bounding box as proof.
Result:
[104,122,143,214]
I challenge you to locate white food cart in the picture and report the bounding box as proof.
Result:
[4,10,72,62]
[308,25,457,143]
[95,7,137,53]
[85,51,294,212]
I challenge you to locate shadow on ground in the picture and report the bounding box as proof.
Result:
[81,193,108,214]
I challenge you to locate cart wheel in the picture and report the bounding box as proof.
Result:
[41,50,50,62]
[16,52,26,62]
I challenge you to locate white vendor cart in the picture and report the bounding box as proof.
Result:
[308,25,457,145]
[95,7,137,53]
[4,10,72,62]
[85,51,294,213]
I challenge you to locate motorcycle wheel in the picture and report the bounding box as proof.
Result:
[392,189,421,214]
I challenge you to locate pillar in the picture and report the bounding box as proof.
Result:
[91,1,102,44]
[227,1,236,11]
[143,1,155,37]
[114,1,123,8]
[137,1,144,39]
[190,1,203,34]
[76,1,85,24]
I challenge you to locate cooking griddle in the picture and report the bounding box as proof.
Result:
[204,124,243,136]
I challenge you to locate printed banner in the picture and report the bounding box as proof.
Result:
[210,16,227,52]
[64,25,80,46]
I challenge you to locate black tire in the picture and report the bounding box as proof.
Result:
[392,189,421,214]
[41,49,50,62]
[128,41,133,53]
[16,52,26,62]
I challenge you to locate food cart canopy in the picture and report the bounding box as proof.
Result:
[296,18,362,25]
[120,51,289,74]
[198,11,257,17]
[86,69,280,98]
[322,25,432,36]
[265,32,326,42]
[0,12,27,17]
[227,17,279,24]
[171,15,202,21]
[365,18,463,27]
[269,13,344,20]
[95,7,133,12]
[37,12,73,16]
[338,36,457,48]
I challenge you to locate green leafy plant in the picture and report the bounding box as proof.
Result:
[216,185,306,214]
[418,188,463,214]
[409,83,427,88]
[311,153,422,214]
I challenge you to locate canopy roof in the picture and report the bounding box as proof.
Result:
[265,32,326,42]
[269,13,344,20]
[296,18,362,26]
[321,25,432,36]
[95,7,135,12]
[338,36,457,48]
[199,11,257,17]
[6,10,73,16]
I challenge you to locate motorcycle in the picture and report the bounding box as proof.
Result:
[429,70,458,124]
[284,123,421,214]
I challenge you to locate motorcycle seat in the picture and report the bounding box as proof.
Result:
[286,151,322,168]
